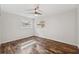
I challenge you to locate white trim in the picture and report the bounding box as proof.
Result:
[0,35,33,44]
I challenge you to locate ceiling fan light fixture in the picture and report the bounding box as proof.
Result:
[34,14,39,16]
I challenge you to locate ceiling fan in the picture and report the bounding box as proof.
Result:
[25,4,42,16]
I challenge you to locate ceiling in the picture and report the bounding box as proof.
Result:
[0,4,78,18]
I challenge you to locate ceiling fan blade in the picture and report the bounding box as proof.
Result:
[37,12,42,15]
[35,11,42,15]
[27,12,42,15]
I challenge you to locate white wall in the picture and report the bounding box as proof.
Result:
[0,16,2,44]
[0,17,1,43]
[0,11,33,43]
[35,9,77,45]
[78,8,79,47]
[0,9,77,46]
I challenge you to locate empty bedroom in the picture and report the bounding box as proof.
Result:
[0,4,79,54]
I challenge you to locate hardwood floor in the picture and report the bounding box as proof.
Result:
[0,36,79,54]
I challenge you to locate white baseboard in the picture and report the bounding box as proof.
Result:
[1,35,33,44]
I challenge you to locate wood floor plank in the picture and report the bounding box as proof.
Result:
[0,36,79,54]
